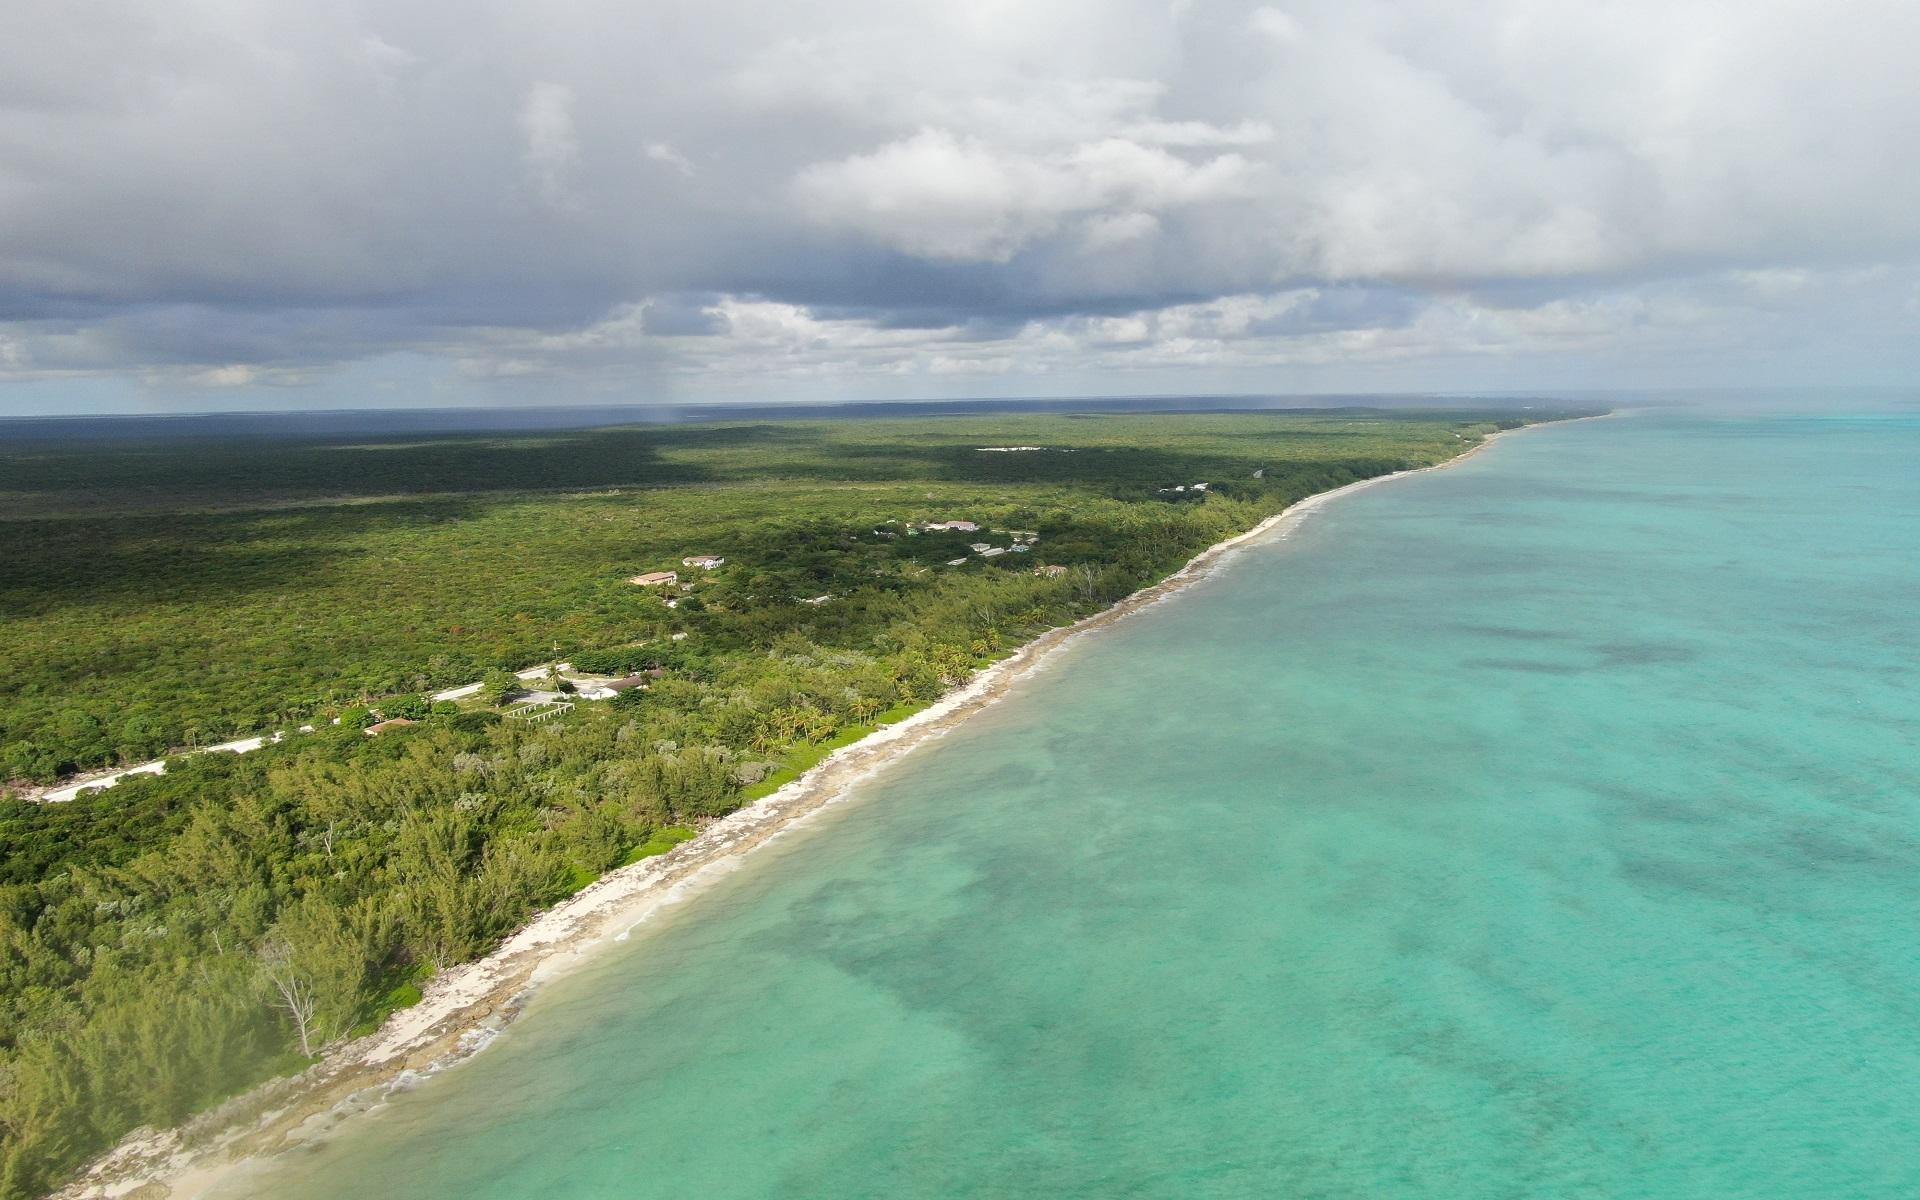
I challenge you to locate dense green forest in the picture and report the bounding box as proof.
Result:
[0,407,1578,1196]
[0,411,1533,783]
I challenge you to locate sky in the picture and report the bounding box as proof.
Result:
[2,0,1918,415]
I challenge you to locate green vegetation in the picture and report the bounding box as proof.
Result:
[739,720,894,803]
[623,825,697,865]
[0,407,1587,1196]
[0,410,1552,782]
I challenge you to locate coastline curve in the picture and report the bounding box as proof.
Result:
[55,413,1605,1200]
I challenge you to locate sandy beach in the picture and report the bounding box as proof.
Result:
[55,416,1591,1200]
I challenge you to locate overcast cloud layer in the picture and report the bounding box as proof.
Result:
[3,0,1918,412]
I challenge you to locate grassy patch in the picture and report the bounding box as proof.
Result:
[556,863,599,895]
[619,824,698,865]
[737,722,884,802]
[349,964,433,1038]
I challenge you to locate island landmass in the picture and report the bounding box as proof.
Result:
[0,408,1595,1198]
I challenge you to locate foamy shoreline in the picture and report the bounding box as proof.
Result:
[57,414,1599,1200]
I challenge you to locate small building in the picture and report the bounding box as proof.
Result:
[364,717,417,736]
[629,571,678,587]
[980,547,1007,558]
[604,674,650,694]
[968,542,993,553]
[1009,544,1030,553]
[801,594,833,605]
[1036,564,1069,577]
[926,520,980,532]
[682,555,726,569]
[946,557,969,566]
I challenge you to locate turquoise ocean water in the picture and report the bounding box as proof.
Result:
[240,410,1920,1199]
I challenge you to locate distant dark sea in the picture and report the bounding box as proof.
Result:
[3,389,1911,445]
[0,394,1572,445]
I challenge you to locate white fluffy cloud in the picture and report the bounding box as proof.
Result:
[1,0,1918,408]
[793,130,1251,261]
